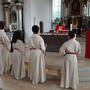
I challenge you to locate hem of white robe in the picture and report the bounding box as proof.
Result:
[30,77,46,84]
[60,86,77,90]
[60,83,78,90]
[32,80,46,85]
[11,72,26,80]
[15,75,26,80]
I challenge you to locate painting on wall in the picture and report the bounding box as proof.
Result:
[71,0,80,15]
[10,6,17,24]
[10,5,17,30]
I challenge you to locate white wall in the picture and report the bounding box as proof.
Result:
[23,0,52,43]
[33,0,52,32]
[23,0,32,43]
[0,0,4,20]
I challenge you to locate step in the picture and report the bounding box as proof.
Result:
[79,67,90,72]
[46,67,90,82]
[79,77,90,82]
[46,65,62,71]
[46,70,60,80]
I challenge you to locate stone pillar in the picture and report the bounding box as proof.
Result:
[4,6,10,28]
[16,3,23,30]
[0,0,4,20]
[23,0,32,43]
[23,0,32,62]
[87,1,90,16]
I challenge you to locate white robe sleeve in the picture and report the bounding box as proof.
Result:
[17,40,25,53]
[39,37,46,53]
[59,43,66,57]
[28,37,33,49]
[28,38,31,49]
[76,42,81,54]
[2,32,11,50]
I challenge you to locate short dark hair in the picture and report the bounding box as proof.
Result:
[32,25,39,33]
[68,31,75,38]
[12,30,25,43]
[59,22,62,25]
[0,21,5,29]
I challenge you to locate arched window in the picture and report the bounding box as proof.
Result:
[52,0,61,22]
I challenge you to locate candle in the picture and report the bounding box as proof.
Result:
[9,25,12,32]
[70,24,72,31]
[74,34,76,40]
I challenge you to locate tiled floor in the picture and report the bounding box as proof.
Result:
[0,37,90,90]
[0,74,90,90]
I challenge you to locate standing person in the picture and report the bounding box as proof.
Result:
[28,25,46,84]
[59,31,81,89]
[11,30,26,80]
[0,21,11,74]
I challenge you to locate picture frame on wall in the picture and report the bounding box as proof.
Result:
[71,0,80,15]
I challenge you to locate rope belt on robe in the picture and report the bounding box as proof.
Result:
[14,48,19,50]
[30,48,38,50]
[14,48,21,52]
[30,48,46,56]
[66,52,77,54]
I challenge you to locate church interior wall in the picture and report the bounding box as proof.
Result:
[60,0,89,34]
[21,0,52,43]
[23,0,32,43]
[24,0,52,43]
[31,0,52,33]
[0,0,4,20]
[0,0,52,43]
[0,0,89,41]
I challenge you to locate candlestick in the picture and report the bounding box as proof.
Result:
[9,25,12,32]
[70,24,72,31]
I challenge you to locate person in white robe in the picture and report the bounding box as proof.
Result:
[28,25,46,84]
[59,31,81,90]
[0,21,11,74]
[11,30,26,80]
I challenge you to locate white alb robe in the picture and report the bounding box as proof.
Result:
[29,34,46,84]
[0,30,11,74]
[59,39,81,89]
[11,40,26,79]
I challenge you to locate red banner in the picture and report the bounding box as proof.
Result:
[85,29,90,58]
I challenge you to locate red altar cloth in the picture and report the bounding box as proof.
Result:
[85,29,90,58]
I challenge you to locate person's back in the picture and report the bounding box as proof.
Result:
[28,25,46,84]
[11,30,26,80]
[0,21,11,74]
[29,34,45,51]
[63,39,81,54]
[59,31,81,90]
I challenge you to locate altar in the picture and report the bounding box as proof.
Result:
[41,34,68,52]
